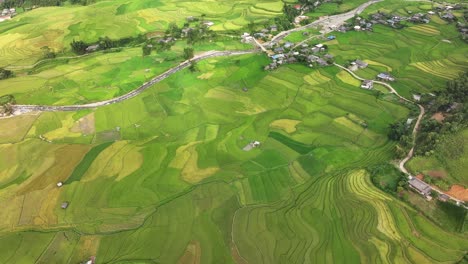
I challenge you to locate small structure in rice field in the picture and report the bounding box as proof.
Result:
[61,202,69,209]
[242,141,261,151]
[361,80,374,90]
[57,182,63,187]
[377,72,395,82]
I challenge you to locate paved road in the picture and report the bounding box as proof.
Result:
[12,50,255,114]
[335,63,466,207]
[11,0,382,114]
[267,0,382,45]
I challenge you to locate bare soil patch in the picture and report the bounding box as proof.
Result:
[427,170,447,179]
[431,112,445,123]
[445,185,468,202]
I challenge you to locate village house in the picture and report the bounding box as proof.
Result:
[240,33,252,43]
[295,15,309,24]
[61,202,70,209]
[316,58,328,66]
[284,42,294,49]
[412,94,421,101]
[361,80,374,89]
[202,21,214,27]
[408,177,432,197]
[323,54,333,59]
[349,59,368,71]
[438,193,449,202]
[85,44,100,52]
[182,27,194,37]
[377,72,395,81]
[406,118,414,126]
[440,12,456,22]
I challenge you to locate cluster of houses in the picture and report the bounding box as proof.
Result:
[456,22,468,42]
[0,8,15,22]
[346,59,396,89]
[263,41,334,70]
[242,25,279,42]
[335,9,443,33]
[436,4,464,22]
[408,176,454,203]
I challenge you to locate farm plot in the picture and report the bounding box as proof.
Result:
[0,50,466,263]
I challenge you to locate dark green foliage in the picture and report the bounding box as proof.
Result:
[437,201,466,232]
[0,94,15,105]
[283,4,300,22]
[188,62,197,72]
[0,68,13,80]
[41,46,56,59]
[368,163,407,195]
[71,35,146,54]
[64,142,113,184]
[166,22,182,38]
[183,47,194,60]
[70,39,87,55]
[142,44,152,56]
[415,72,468,155]
[274,16,293,31]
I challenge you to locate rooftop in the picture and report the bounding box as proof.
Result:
[409,178,432,195]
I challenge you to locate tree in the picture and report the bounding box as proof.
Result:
[41,46,56,59]
[183,47,194,60]
[283,4,300,22]
[142,44,152,56]
[0,68,13,80]
[70,39,88,55]
[188,62,197,72]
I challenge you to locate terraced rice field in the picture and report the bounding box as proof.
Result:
[330,17,468,98]
[0,0,467,262]
[0,0,282,67]
[0,52,466,262]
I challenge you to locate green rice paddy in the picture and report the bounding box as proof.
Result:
[0,0,467,262]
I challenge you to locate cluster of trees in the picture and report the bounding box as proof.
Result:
[388,72,467,158]
[414,72,467,156]
[142,16,214,56]
[69,0,95,6]
[1,0,66,8]
[0,0,94,8]
[283,5,301,22]
[183,47,194,60]
[71,35,146,55]
[41,46,56,59]
[0,68,13,80]
[0,95,16,116]
[368,163,408,195]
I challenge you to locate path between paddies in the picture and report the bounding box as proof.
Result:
[334,63,466,208]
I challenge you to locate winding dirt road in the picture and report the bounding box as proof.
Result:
[335,63,466,207]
